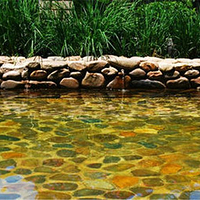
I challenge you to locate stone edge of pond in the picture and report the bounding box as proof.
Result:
[0,55,200,91]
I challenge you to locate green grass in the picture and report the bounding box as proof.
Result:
[0,0,200,58]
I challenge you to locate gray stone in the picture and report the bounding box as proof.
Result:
[60,77,79,89]
[166,77,190,89]
[82,72,105,88]
[131,79,166,89]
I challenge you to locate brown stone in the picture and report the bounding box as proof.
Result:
[86,60,108,72]
[82,72,105,88]
[164,71,180,80]
[60,77,79,89]
[107,75,131,89]
[173,63,192,72]
[68,61,86,71]
[166,77,190,89]
[1,80,25,89]
[129,68,146,79]
[101,66,118,76]
[70,71,83,80]
[25,81,57,89]
[47,68,70,81]
[190,77,200,88]
[131,79,166,89]
[159,62,174,74]
[184,69,199,79]
[23,61,40,70]
[64,56,81,61]
[139,61,158,72]
[41,60,68,70]
[2,70,21,81]
[0,56,13,65]
[30,70,47,80]
[147,70,163,81]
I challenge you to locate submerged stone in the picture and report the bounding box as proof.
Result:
[43,158,65,167]
[0,147,11,152]
[131,169,160,176]
[36,192,71,200]
[56,149,76,157]
[53,144,73,148]
[112,176,139,188]
[34,166,56,173]
[103,142,122,149]
[142,178,164,187]
[0,170,10,175]
[5,175,22,183]
[122,155,142,161]
[74,189,105,197]
[84,180,115,190]
[103,164,134,172]
[103,156,121,163]
[0,159,16,168]
[84,171,110,179]
[87,163,102,169]
[130,187,153,197]
[0,135,20,141]
[14,168,32,175]
[91,134,118,142]
[150,194,177,200]
[104,191,135,199]
[43,182,78,191]
[26,175,46,183]
[50,173,82,181]
[179,190,200,200]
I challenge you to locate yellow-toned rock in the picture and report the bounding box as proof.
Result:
[112,176,139,188]
[160,163,182,174]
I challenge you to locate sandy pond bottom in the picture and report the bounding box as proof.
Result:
[0,89,200,200]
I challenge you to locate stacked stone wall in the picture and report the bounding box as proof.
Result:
[1,55,200,90]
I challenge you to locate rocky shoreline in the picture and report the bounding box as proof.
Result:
[0,55,200,90]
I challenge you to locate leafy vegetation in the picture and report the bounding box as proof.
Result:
[0,0,200,58]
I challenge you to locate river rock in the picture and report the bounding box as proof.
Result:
[70,71,83,80]
[131,79,166,89]
[108,56,141,71]
[1,80,25,89]
[101,66,118,76]
[0,56,13,65]
[139,61,158,72]
[30,70,47,80]
[191,62,200,70]
[82,72,105,88]
[25,81,57,89]
[82,56,96,62]
[107,75,131,89]
[68,61,86,71]
[164,71,180,80]
[158,62,175,74]
[64,56,81,61]
[147,70,163,81]
[143,56,163,62]
[60,77,79,88]
[166,77,190,89]
[47,68,70,81]
[41,60,68,71]
[173,63,192,73]
[47,56,64,61]
[2,70,21,81]
[23,61,40,70]
[86,60,108,72]
[129,68,146,79]
[190,77,200,87]
[184,69,199,79]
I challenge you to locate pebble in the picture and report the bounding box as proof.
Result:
[26,175,46,183]
[5,175,22,183]
[43,182,78,191]
[130,187,153,197]
[131,169,160,176]
[43,158,65,167]
[103,164,134,172]
[112,176,139,188]
[142,178,164,187]
[84,180,115,190]
[179,190,200,199]
[36,192,71,200]
[87,163,102,169]
[0,159,16,168]
[73,189,105,197]
[14,168,32,175]
[56,149,76,157]
[50,173,82,181]
[104,191,135,199]
[103,156,121,163]
[0,194,21,200]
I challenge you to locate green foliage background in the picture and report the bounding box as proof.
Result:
[0,0,200,58]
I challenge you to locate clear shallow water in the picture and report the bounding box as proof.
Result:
[0,89,200,199]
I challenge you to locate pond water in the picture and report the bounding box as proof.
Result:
[0,89,200,199]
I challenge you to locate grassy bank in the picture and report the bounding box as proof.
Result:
[0,0,200,58]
